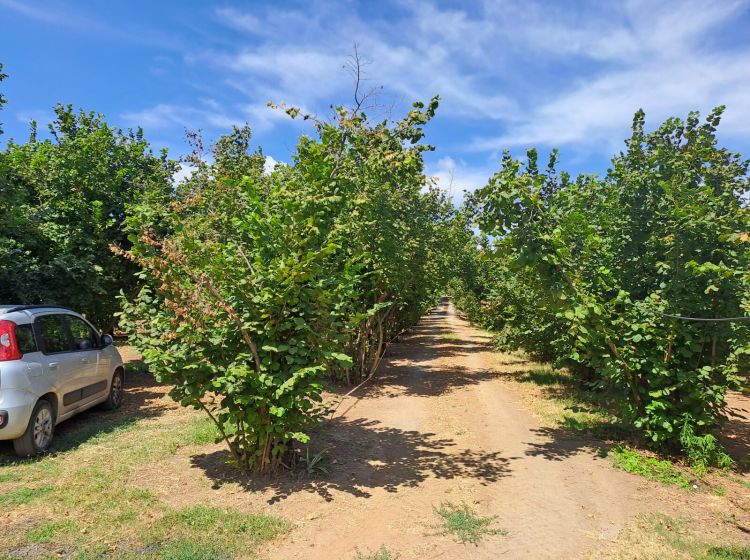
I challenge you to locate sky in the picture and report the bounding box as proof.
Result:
[1,0,750,201]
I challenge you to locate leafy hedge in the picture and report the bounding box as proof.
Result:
[456,108,750,459]
[119,100,451,473]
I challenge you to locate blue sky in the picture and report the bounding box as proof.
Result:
[1,0,749,200]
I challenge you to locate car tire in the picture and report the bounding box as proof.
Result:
[13,399,55,457]
[102,369,124,411]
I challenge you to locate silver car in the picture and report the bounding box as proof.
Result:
[0,305,124,456]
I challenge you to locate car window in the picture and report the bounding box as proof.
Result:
[15,324,38,354]
[66,316,98,351]
[36,315,70,354]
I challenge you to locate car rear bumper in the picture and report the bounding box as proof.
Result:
[0,390,37,439]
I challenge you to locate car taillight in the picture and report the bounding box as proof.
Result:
[0,320,21,361]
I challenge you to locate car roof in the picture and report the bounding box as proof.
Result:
[0,305,77,316]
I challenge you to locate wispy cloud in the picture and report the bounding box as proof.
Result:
[201,0,749,154]
[469,0,750,151]
[20,0,745,172]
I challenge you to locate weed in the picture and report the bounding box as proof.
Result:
[712,486,727,496]
[0,403,291,559]
[680,420,735,475]
[354,545,400,560]
[441,333,460,341]
[609,446,692,488]
[433,502,506,545]
[297,447,329,477]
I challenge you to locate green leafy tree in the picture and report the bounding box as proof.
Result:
[0,104,176,329]
[119,98,448,474]
[462,109,749,459]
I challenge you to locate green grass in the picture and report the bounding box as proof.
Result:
[156,540,229,560]
[26,520,78,543]
[354,545,400,560]
[702,546,750,560]
[609,446,692,488]
[518,365,575,386]
[151,505,292,545]
[441,333,460,341]
[633,514,750,559]
[0,393,290,559]
[508,363,627,438]
[433,502,506,545]
[0,485,53,506]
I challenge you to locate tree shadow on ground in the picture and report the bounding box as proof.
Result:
[357,364,499,399]
[0,371,173,462]
[190,417,516,505]
[523,427,606,462]
[721,392,750,467]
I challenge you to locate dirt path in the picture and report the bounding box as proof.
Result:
[257,301,649,559]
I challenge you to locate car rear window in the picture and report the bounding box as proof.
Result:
[15,324,38,354]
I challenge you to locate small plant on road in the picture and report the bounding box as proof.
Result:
[354,545,400,560]
[433,502,506,545]
[609,446,691,488]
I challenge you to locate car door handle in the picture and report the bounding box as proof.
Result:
[81,357,89,364]
[48,362,59,370]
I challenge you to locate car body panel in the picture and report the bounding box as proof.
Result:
[0,306,123,442]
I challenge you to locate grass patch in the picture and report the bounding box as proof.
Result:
[505,362,628,439]
[518,365,575,386]
[619,514,750,560]
[609,446,692,488]
[156,540,229,560]
[148,505,292,557]
[0,485,53,506]
[702,546,750,559]
[354,545,400,560]
[441,333,460,341]
[0,396,290,559]
[26,519,78,543]
[182,416,222,446]
[433,502,506,545]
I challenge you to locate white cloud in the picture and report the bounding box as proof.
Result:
[263,155,278,175]
[118,0,749,161]
[468,0,750,151]
[427,156,494,203]
[172,163,195,185]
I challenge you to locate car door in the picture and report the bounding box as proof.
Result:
[63,315,107,404]
[34,314,84,415]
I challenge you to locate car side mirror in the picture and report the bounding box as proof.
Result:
[101,334,114,348]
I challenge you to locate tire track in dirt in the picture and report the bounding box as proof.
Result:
[264,300,649,559]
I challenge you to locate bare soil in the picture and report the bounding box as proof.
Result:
[125,301,750,559]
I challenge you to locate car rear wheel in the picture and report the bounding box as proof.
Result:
[102,370,124,410]
[13,399,55,457]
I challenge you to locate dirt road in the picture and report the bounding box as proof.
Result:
[129,299,748,558]
[259,300,649,559]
